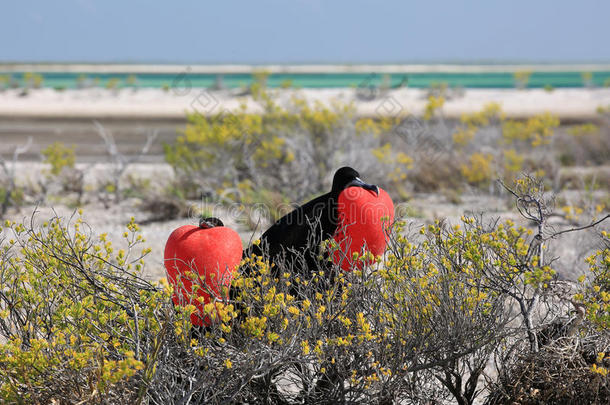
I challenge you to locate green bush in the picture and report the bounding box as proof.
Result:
[41,142,76,176]
[2,178,608,403]
[106,77,121,90]
[0,213,161,402]
[164,81,359,203]
[22,72,43,89]
[576,232,610,331]
[0,75,10,91]
[164,85,604,205]
[513,70,532,89]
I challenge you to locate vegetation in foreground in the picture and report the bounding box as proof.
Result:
[0,174,608,404]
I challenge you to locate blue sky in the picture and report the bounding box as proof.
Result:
[2,0,609,63]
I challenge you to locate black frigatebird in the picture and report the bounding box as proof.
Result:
[245,166,379,276]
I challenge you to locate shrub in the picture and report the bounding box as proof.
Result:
[106,77,121,90]
[513,70,532,89]
[1,178,609,403]
[502,148,524,183]
[226,217,517,403]
[164,81,365,203]
[0,186,24,214]
[0,213,161,403]
[582,71,594,88]
[126,74,138,88]
[460,102,504,129]
[40,142,86,205]
[556,124,610,167]
[371,143,413,183]
[41,142,76,176]
[502,112,560,147]
[165,105,287,198]
[461,152,495,185]
[162,84,610,202]
[494,289,609,402]
[22,72,43,89]
[409,153,462,193]
[567,123,599,137]
[576,232,610,331]
[0,75,10,91]
[452,126,476,147]
[94,121,158,205]
[76,74,90,89]
[0,138,32,218]
[423,95,445,121]
[426,81,449,99]
[487,336,610,404]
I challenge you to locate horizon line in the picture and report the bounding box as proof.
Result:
[2,62,610,74]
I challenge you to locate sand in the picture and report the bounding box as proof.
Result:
[0,87,609,120]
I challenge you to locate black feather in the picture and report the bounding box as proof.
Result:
[244,167,377,278]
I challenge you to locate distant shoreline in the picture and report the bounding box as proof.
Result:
[3,63,610,74]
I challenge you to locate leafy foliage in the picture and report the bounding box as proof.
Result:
[0,213,158,403]
[576,232,610,331]
[41,142,76,176]
[513,70,532,89]
[1,188,607,403]
[164,79,405,205]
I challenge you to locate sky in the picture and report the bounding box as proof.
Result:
[2,0,609,64]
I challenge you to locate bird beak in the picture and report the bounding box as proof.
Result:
[347,177,379,196]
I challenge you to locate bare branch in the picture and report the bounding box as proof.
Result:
[92,121,157,204]
[545,214,610,241]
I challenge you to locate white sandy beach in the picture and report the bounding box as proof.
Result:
[0,87,609,120]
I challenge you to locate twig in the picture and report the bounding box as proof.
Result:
[544,214,610,241]
[93,121,158,203]
[0,137,33,217]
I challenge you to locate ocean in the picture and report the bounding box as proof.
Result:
[2,70,610,89]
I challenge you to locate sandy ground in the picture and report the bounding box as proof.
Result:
[1,87,609,120]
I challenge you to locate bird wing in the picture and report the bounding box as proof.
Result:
[261,193,330,256]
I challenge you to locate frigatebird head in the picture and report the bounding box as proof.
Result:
[199,217,224,229]
[331,166,379,195]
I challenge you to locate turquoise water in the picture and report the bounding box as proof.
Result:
[2,71,610,89]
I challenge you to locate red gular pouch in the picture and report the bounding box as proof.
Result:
[164,219,242,326]
[332,187,394,271]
